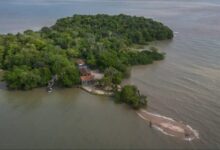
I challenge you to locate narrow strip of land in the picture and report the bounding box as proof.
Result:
[137,109,199,141]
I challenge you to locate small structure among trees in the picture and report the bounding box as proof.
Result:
[80,75,94,85]
[47,75,58,92]
[77,59,94,85]
[76,59,85,67]
[0,14,172,90]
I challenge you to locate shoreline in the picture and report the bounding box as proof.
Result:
[80,85,199,141]
[0,80,199,141]
[81,85,114,96]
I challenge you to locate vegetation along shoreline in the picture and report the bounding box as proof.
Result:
[0,14,173,109]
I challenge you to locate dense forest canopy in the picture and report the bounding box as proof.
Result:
[0,14,173,90]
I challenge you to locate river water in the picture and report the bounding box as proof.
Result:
[0,0,220,149]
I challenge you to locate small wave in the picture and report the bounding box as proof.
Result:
[186,125,200,139]
[174,32,179,37]
[140,109,175,122]
[137,112,150,121]
[184,137,193,141]
[153,125,175,137]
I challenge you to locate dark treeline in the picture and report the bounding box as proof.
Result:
[0,14,173,90]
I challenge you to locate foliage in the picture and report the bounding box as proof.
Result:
[116,85,147,109]
[58,64,80,87]
[4,66,41,90]
[101,67,123,88]
[0,14,173,90]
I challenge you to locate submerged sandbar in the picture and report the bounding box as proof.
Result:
[137,109,199,141]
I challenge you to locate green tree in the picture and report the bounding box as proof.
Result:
[116,85,147,109]
[0,14,172,90]
[4,67,41,90]
[104,67,122,85]
[58,64,80,87]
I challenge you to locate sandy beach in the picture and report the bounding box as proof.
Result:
[81,86,114,96]
[137,109,199,141]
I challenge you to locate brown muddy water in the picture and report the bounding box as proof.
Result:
[0,0,220,149]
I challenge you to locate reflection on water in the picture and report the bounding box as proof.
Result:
[0,0,220,149]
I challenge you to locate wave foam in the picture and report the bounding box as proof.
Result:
[186,125,200,140]
[138,110,199,141]
[140,109,175,122]
[153,125,175,137]
[137,112,149,121]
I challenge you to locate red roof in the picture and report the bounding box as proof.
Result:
[80,75,94,81]
[79,67,91,76]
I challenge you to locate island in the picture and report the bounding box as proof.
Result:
[0,14,173,109]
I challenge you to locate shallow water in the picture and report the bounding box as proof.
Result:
[0,0,220,149]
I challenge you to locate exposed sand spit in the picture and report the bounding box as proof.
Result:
[137,109,199,141]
